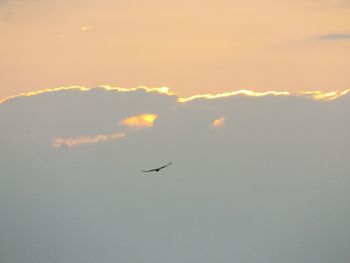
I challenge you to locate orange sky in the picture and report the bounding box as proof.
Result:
[0,0,349,99]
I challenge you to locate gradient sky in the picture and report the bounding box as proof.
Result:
[1,0,350,98]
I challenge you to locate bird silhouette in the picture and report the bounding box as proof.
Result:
[142,162,173,173]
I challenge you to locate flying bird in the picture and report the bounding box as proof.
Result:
[142,162,173,173]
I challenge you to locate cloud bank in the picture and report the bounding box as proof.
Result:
[0,87,349,263]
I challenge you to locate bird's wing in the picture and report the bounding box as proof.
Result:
[158,161,173,170]
[142,169,157,172]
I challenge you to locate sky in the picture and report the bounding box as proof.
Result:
[0,0,350,99]
[0,88,350,262]
[1,1,350,262]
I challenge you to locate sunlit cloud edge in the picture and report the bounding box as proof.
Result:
[1,85,349,105]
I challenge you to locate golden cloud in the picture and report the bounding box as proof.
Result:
[300,89,350,101]
[119,114,158,128]
[212,117,225,127]
[177,90,291,103]
[52,132,125,148]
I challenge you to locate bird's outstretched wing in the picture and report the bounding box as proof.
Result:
[142,162,173,172]
[157,161,173,170]
[142,168,158,173]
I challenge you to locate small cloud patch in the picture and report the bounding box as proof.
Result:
[119,114,158,128]
[212,116,225,128]
[80,25,92,32]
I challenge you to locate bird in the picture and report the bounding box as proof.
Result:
[142,162,173,173]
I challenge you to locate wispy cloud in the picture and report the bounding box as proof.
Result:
[0,0,9,5]
[1,10,12,21]
[80,25,92,32]
[316,33,350,41]
[300,89,350,100]
[52,132,125,147]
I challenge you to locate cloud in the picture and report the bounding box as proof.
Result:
[316,33,350,41]
[0,0,12,21]
[1,86,349,106]
[119,113,158,128]
[1,87,350,263]
[1,10,12,21]
[0,0,9,5]
[80,25,92,31]
[177,90,291,102]
[211,116,225,127]
[52,132,125,147]
[0,85,174,104]
[300,89,350,100]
